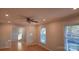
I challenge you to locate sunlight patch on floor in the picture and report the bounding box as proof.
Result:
[18,41,22,50]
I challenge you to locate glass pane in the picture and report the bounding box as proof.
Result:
[65,25,79,51]
[40,26,46,44]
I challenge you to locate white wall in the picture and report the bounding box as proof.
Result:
[46,21,64,51]
[26,24,37,45]
[0,23,37,49]
[36,16,79,51]
[0,23,12,48]
[36,22,64,51]
[1,16,79,50]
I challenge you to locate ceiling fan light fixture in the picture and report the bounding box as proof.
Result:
[5,14,9,16]
[43,19,46,21]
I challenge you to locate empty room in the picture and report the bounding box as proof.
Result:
[0,8,79,51]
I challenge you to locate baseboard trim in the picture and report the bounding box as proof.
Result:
[0,47,10,50]
[27,43,38,47]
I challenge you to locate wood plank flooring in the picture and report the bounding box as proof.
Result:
[0,42,48,51]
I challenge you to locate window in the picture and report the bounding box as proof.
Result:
[65,25,79,51]
[40,26,46,44]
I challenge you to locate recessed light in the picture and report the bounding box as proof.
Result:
[5,14,9,16]
[73,8,77,10]
[8,21,11,23]
[43,19,46,21]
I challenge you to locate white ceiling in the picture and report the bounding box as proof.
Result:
[0,8,79,25]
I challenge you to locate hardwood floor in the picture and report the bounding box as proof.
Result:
[0,42,48,51]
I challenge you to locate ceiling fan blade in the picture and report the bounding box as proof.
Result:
[17,15,39,23]
[31,20,38,23]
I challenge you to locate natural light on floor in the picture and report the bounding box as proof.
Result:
[18,41,22,50]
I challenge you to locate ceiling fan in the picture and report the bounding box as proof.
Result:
[26,17,38,23]
[18,16,39,23]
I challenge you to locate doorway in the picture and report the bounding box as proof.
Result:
[12,25,25,50]
[17,27,24,50]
